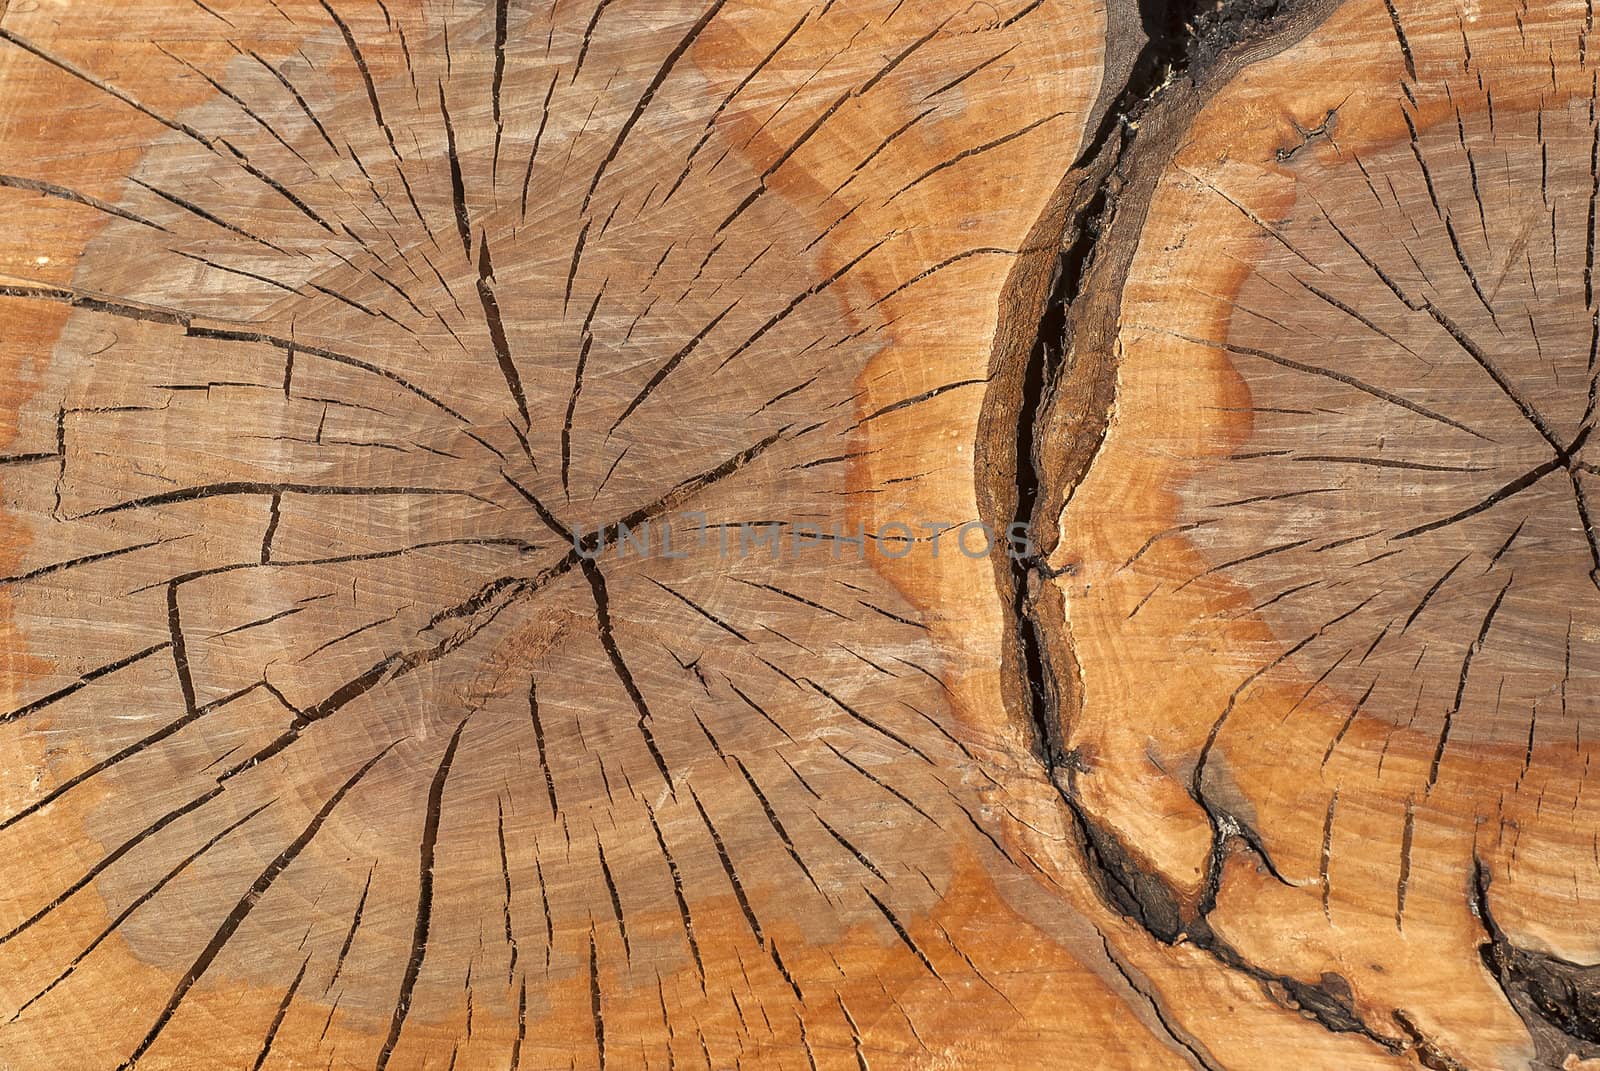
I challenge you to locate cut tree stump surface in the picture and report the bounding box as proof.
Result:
[0,0,1596,1068]
[1035,0,1600,1068]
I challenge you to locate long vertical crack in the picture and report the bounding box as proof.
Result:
[995,0,1411,1057]
[1008,0,1242,786]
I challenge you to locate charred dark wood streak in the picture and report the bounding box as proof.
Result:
[1474,860,1600,1066]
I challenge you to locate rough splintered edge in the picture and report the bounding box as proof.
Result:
[997,0,1423,1053]
[1010,0,1344,774]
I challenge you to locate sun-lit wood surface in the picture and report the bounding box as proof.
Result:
[1036,0,1600,1067]
[5,0,1600,1067]
[0,0,1191,1068]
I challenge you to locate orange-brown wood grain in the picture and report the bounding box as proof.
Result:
[1039,0,1600,1067]
[0,1,1209,1068]
[4,0,1600,1067]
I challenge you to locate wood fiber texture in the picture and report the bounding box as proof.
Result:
[1033,0,1600,1068]
[0,0,1597,1068]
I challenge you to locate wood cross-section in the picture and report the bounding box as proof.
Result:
[1036,0,1600,1067]
[0,0,1191,1068]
